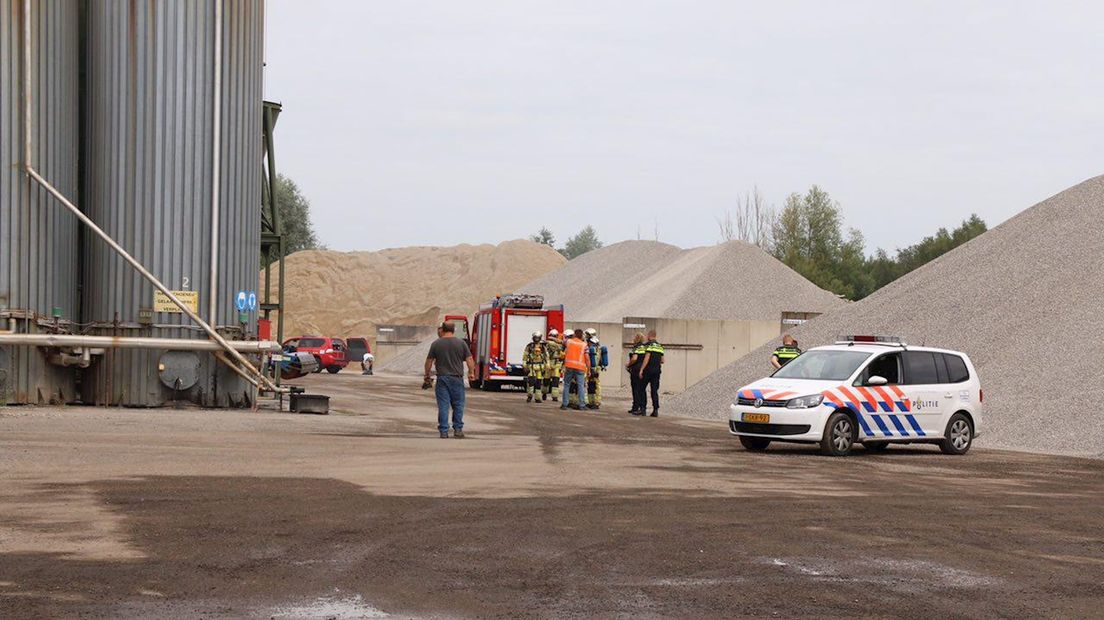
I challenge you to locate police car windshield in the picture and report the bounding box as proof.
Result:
[772,350,871,381]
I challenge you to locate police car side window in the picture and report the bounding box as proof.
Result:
[943,354,971,383]
[859,353,900,385]
[902,351,940,385]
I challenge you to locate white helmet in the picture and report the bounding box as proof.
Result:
[584,328,597,337]
[532,331,542,339]
[548,328,559,337]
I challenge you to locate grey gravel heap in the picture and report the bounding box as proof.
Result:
[520,240,845,322]
[377,336,436,375]
[667,174,1104,458]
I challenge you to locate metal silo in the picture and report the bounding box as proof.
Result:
[0,0,80,404]
[82,0,265,407]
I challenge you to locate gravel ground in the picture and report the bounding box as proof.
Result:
[667,174,1104,458]
[4,373,1104,618]
[520,240,845,322]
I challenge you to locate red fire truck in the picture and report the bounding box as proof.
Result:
[448,295,564,390]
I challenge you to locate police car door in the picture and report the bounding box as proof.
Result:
[901,351,946,436]
[855,352,915,439]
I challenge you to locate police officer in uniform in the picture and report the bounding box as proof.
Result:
[543,328,564,402]
[771,334,802,370]
[638,330,664,417]
[626,332,647,415]
[523,331,548,403]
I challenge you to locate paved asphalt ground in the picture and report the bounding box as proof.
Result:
[1,372,1103,618]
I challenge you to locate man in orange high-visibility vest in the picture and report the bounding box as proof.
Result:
[559,329,590,411]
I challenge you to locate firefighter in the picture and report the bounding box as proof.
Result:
[771,334,802,369]
[543,328,564,402]
[584,328,607,410]
[522,331,549,403]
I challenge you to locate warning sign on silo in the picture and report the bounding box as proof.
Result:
[154,291,199,313]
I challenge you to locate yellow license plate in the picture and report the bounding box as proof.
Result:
[742,412,770,424]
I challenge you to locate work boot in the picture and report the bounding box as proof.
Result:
[552,396,558,402]
[440,431,449,438]
[453,430,466,439]
[568,404,582,411]
[541,394,547,402]
[527,394,533,403]
[650,409,659,417]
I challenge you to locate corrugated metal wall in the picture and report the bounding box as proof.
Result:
[0,0,80,404]
[82,0,264,407]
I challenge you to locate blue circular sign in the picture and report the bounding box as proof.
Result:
[247,291,258,312]
[235,291,247,311]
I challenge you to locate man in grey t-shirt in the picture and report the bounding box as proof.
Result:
[425,322,476,438]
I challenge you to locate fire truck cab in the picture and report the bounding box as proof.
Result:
[455,295,564,390]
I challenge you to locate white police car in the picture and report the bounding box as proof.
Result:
[729,336,983,456]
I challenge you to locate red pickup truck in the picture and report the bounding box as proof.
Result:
[282,336,349,374]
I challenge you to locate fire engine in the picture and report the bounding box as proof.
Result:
[449,294,564,390]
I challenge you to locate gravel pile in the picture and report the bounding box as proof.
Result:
[377,336,436,375]
[520,240,845,322]
[667,175,1104,458]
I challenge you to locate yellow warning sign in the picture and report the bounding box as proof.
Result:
[154,290,199,313]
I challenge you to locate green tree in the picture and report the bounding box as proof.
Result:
[560,225,603,259]
[867,214,986,293]
[771,186,864,298]
[263,174,323,266]
[530,227,556,248]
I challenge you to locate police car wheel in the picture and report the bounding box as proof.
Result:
[739,436,771,452]
[864,441,890,452]
[939,413,973,455]
[820,412,856,457]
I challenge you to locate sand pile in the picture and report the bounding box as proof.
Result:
[667,175,1104,458]
[265,240,565,345]
[519,240,846,322]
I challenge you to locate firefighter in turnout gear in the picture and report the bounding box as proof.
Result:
[771,334,802,369]
[585,328,608,410]
[523,331,549,402]
[543,328,564,402]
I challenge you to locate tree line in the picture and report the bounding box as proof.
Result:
[722,185,987,299]
[537,186,987,300]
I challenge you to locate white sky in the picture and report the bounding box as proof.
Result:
[265,0,1103,253]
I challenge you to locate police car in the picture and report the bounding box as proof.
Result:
[729,336,983,456]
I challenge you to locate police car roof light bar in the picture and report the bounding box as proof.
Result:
[836,335,908,347]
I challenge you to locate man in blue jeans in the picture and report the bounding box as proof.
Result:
[424,322,476,438]
[559,330,590,411]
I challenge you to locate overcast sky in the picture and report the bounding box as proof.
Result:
[265,0,1102,254]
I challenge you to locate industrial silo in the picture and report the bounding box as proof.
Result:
[0,0,80,405]
[82,0,265,407]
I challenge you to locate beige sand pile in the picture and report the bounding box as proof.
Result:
[519,240,846,322]
[668,175,1104,458]
[264,240,565,345]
